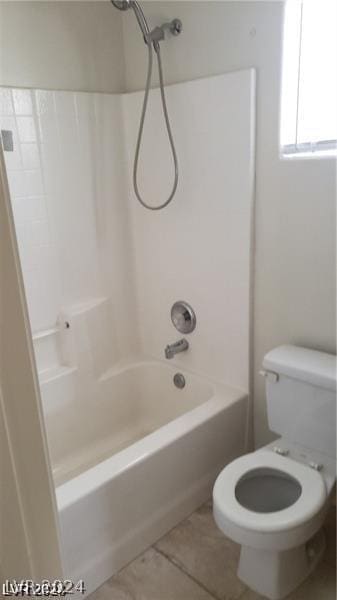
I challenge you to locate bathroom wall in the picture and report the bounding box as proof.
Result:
[122,1,337,446]
[0,1,125,93]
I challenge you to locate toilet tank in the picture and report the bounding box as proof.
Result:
[263,345,336,458]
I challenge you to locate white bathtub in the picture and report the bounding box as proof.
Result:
[53,359,248,597]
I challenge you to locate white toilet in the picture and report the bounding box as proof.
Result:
[213,345,336,600]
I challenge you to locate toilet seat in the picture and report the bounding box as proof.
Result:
[213,450,326,534]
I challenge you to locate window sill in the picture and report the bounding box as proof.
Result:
[280,150,337,161]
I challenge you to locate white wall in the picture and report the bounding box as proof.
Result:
[0,1,125,93]
[122,1,337,446]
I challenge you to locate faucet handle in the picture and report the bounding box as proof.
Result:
[165,338,189,360]
[165,345,173,359]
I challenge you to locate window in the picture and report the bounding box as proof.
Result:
[281,0,337,156]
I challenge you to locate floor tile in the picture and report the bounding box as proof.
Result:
[323,504,336,569]
[239,559,336,600]
[89,547,215,600]
[289,561,336,600]
[88,579,133,600]
[88,500,336,600]
[155,500,246,600]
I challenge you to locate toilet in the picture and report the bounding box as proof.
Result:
[213,345,336,600]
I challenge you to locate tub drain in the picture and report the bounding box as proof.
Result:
[173,373,186,389]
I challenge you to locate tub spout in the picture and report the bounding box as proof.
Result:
[165,338,189,359]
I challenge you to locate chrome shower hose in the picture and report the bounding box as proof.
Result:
[133,43,178,210]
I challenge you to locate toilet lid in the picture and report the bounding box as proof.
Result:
[213,451,326,533]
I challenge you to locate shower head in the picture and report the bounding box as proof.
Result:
[111,0,150,41]
[111,0,131,10]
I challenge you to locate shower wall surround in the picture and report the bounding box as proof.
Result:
[0,88,139,465]
[0,89,137,369]
[124,71,255,389]
[0,68,254,413]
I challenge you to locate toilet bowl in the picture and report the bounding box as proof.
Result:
[214,447,329,550]
[213,345,336,600]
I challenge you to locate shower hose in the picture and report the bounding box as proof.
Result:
[133,42,178,210]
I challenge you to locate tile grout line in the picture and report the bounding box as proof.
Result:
[153,545,226,600]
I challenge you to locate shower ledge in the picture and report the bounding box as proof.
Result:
[62,296,108,316]
[39,365,77,386]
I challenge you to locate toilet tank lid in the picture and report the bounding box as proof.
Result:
[263,345,337,392]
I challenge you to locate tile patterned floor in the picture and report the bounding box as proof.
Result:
[88,501,336,600]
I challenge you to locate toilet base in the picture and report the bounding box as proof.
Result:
[237,528,326,600]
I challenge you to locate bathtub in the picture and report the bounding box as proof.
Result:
[52,358,248,597]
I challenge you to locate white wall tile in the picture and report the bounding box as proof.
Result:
[30,219,50,247]
[0,89,13,115]
[21,143,40,170]
[16,116,37,143]
[24,170,44,196]
[11,195,43,222]
[35,90,56,116]
[8,171,27,198]
[12,89,33,115]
